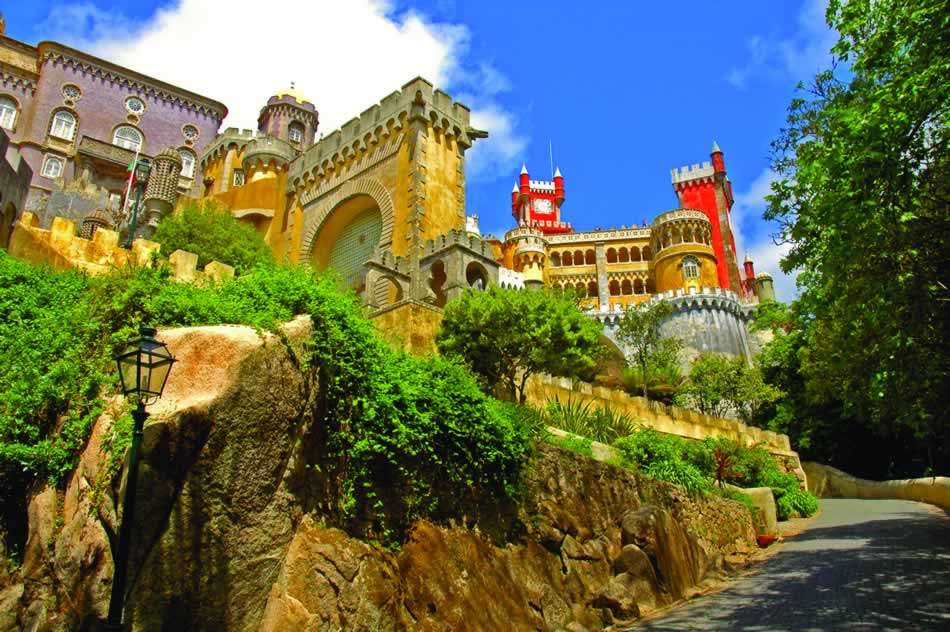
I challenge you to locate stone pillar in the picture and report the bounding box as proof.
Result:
[595,242,609,311]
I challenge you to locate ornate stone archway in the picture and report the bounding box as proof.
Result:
[298,177,395,261]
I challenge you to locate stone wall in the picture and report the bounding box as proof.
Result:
[7,211,233,283]
[0,321,760,631]
[804,462,950,511]
[524,374,802,469]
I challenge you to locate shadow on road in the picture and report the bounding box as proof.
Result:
[633,499,950,631]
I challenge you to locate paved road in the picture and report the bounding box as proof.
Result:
[633,499,950,631]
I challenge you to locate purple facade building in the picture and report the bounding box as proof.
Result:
[0,16,227,230]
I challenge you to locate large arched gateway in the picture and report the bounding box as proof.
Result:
[310,194,382,291]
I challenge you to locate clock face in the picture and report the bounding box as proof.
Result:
[534,198,553,214]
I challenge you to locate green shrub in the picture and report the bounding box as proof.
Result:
[776,487,819,520]
[546,433,594,459]
[152,200,274,273]
[614,429,711,494]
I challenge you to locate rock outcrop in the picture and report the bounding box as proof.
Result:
[1,320,757,631]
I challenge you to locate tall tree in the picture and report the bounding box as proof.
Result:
[765,0,950,472]
[436,288,604,403]
[615,301,682,399]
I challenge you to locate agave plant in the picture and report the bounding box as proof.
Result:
[545,396,638,444]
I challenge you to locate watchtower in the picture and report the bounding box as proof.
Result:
[670,142,742,292]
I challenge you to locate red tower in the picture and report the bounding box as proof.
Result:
[671,142,743,292]
[511,165,572,234]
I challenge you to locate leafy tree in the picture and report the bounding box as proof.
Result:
[615,301,683,399]
[152,201,274,273]
[437,288,604,404]
[677,353,783,422]
[765,0,950,473]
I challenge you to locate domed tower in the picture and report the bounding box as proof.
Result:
[650,209,717,293]
[142,147,183,236]
[257,83,319,151]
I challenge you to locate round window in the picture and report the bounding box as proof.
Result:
[125,96,146,114]
[62,84,82,100]
[182,125,199,140]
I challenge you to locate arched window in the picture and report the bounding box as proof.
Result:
[41,154,65,179]
[113,126,143,151]
[551,252,561,266]
[178,148,196,178]
[50,110,77,140]
[634,278,645,294]
[575,282,585,295]
[585,249,595,265]
[288,121,305,144]
[0,96,17,130]
[621,279,632,295]
[587,281,598,298]
[619,247,629,263]
[562,251,573,266]
[573,250,584,265]
[609,280,620,296]
[646,278,656,293]
[682,255,700,280]
[606,248,617,263]
[631,246,641,261]
[642,245,652,260]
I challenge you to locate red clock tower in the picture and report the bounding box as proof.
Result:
[511,165,572,234]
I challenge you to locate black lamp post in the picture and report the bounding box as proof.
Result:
[105,325,175,631]
[123,159,151,249]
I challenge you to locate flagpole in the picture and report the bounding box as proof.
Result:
[121,148,140,225]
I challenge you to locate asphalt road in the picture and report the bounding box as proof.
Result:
[633,498,950,631]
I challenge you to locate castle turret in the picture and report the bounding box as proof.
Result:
[143,147,183,235]
[554,166,564,204]
[754,272,776,302]
[711,140,726,174]
[743,252,756,296]
[257,84,319,151]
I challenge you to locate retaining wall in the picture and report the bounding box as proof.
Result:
[804,462,950,511]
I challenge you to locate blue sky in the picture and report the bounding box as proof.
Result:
[3,1,836,300]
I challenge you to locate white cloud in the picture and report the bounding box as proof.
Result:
[46,0,524,179]
[724,0,836,88]
[729,168,799,302]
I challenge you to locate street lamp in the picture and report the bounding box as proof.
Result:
[123,159,151,249]
[106,325,175,631]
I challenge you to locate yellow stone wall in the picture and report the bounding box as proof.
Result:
[371,300,444,355]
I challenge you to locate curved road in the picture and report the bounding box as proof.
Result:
[634,499,950,631]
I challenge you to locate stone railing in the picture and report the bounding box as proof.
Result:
[525,374,800,464]
[7,212,233,283]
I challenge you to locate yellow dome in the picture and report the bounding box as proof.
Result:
[273,83,310,105]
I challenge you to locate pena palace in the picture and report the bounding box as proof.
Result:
[0,13,773,362]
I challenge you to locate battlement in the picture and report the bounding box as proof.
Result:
[7,212,234,283]
[670,161,715,185]
[199,127,258,169]
[421,228,495,260]
[367,249,411,276]
[529,179,555,192]
[290,77,484,189]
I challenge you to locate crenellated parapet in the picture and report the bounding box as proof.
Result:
[670,161,715,187]
[198,128,257,171]
[421,228,495,260]
[7,211,233,283]
[650,208,713,255]
[288,77,485,195]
